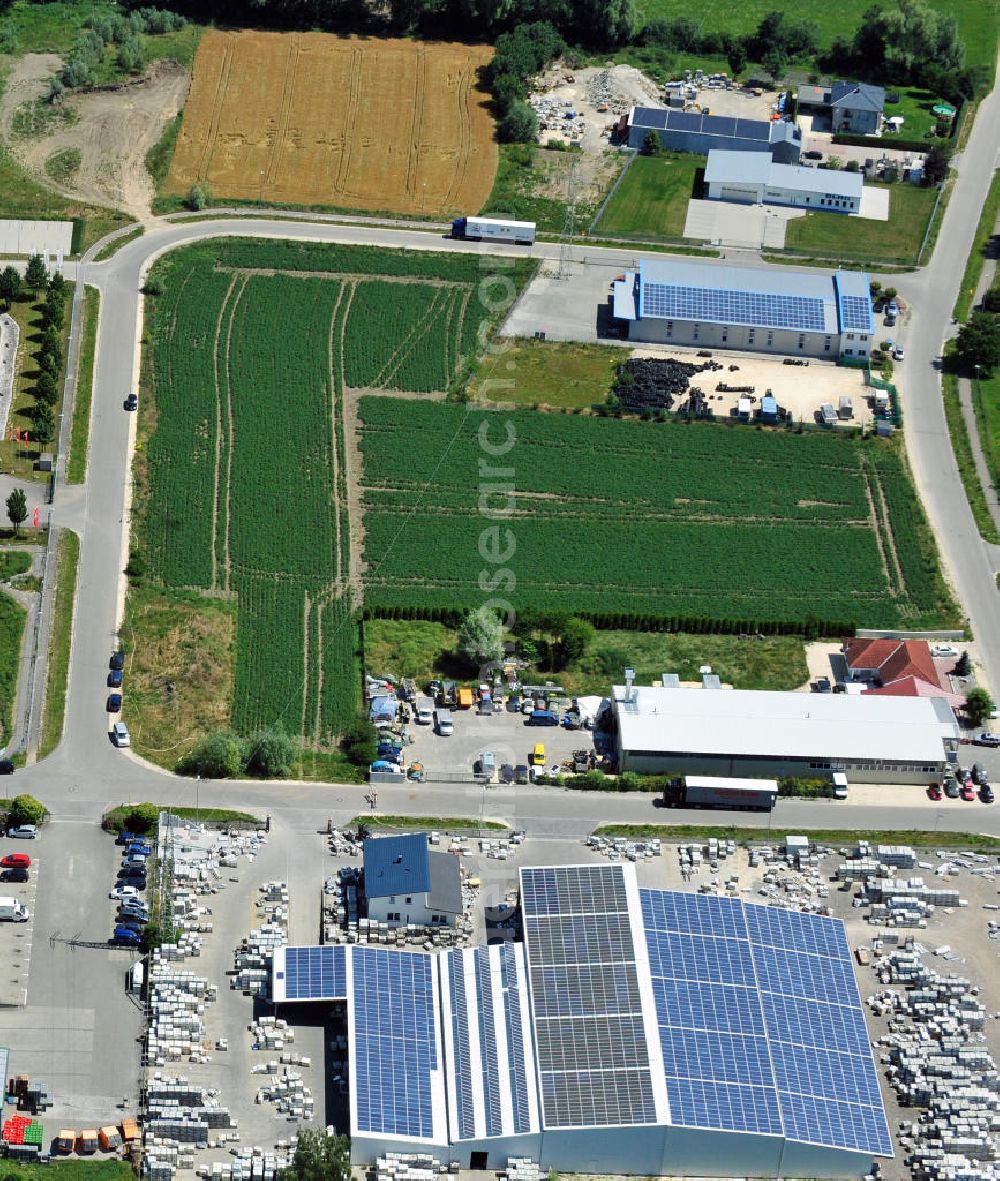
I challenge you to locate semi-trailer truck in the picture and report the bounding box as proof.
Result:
[451,217,536,245]
[662,775,778,811]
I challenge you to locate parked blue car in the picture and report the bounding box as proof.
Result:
[112,926,142,945]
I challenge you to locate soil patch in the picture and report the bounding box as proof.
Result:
[0,53,189,220]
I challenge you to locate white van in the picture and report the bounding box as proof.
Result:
[112,721,131,748]
[0,897,28,922]
[416,698,434,725]
[832,773,849,800]
[434,709,454,736]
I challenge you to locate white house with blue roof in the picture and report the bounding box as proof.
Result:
[363,832,463,928]
[611,258,874,360]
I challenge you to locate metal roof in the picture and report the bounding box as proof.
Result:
[637,257,840,334]
[613,684,957,764]
[630,106,775,144]
[364,833,431,898]
[705,149,864,199]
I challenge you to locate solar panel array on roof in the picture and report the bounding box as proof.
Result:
[499,944,532,1135]
[446,954,475,1140]
[521,865,658,1129]
[840,294,872,331]
[742,120,771,142]
[640,889,892,1157]
[642,892,783,1138]
[705,114,736,137]
[281,945,348,1001]
[352,947,438,1139]
[641,282,827,332]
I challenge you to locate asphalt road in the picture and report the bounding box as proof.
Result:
[0,77,993,844]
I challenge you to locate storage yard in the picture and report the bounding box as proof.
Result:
[107,818,1000,1181]
[164,31,497,215]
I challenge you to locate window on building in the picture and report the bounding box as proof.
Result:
[844,348,853,355]
[766,331,773,347]
[692,323,700,340]
[824,341,831,352]
[722,327,728,342]
[859,334,868,342]
[798,334,805,349]
[847,333,854,340]
[388,912,400,921]
[748,329,756,343]
[405,896,412,904]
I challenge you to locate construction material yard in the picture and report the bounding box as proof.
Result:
[165,30,497,216]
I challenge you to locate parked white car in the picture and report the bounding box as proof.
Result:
[109,884,141,902]
[931,644,958,658]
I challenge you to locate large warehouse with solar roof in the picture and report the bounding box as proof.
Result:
[270,864,892,1178]
[612,259,874,360]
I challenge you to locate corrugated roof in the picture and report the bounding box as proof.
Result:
[364,833,431,898]
[613,684,957,764]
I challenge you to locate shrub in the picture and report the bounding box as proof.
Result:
[7,794,46,828]
[244,727,297,778]
[177,730,244,778]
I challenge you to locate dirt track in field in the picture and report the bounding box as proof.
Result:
[165,29,498,217]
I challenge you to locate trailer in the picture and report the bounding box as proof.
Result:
[451,216,536,245]
[662,775,778,810]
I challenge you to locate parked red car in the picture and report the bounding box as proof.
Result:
[0,853,31,869]
[926,783,942,801]
[960,784,976,802]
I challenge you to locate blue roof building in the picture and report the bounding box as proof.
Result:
[363,833,463,928]
[611,258,874,360]
[625,107,801,164]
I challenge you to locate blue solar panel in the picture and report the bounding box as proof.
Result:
[521,866,658,1129]
[705,115,737,137]
[641,281,827,332]
[282,946,347,1000]
[666,110,700,132]
[352,947,437,1139]
[500,945,532,1135]
[841,294,872,331]
[742,119,771,142]
[446,954,475,1140]
[641,889,892,1155]
[474,948,502,1137]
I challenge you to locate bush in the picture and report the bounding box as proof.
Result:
[778,776,834,798]
[177,730,244,778]
[7,794,46,828]
[186,184,208,211]
[342,718,378,766]
[117,803,160,834]
[125,548,147,579]
[244,727,297,778]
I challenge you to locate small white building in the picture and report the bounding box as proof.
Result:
[705,149,864,213]
[363,832,463,928]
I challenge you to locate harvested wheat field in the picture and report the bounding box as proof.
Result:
[165,29,497,216]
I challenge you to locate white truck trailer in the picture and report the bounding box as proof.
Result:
[451,217,536,245]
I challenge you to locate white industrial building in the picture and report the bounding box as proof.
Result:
[611,258,875,360]
[611,682,959,784]
[272,863,892,1177]
[705,149,864,213]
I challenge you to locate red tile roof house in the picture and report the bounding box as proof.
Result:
[843,638,940,687]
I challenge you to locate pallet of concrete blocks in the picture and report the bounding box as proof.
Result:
[259,881,288,903]
[250,1017,294,1050]
[503,1160,543,1181]
[375,1153,445,1181]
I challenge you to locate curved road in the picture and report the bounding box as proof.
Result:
[17,79,1000,837]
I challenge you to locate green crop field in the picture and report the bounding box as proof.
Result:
[632,0,998,72]
[359,403,958,631]
[594,153,704,241]
[139,239,533,750]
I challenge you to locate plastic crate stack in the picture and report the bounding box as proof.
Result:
[3,1116,44,1147]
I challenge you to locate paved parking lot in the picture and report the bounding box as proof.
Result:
[405,704,594,781]
[0,842,39,1006]
[0,818,144,1131]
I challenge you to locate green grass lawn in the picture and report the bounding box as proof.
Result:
[632,0,997,73]
[0,583,27,748]
[39,528,78,758]
[783,182,937,265]
[971,367,1000,493]
[469,339,621,408]
[67,285,99,483]
[559,631,809,696]
[4,0,202,65]
[479,144,625,234]
[593,152,704,241]
[364,618,809,697]
[0,146,131,255]
[941,368,1000,544]
[955,169,1000,321]
[885,87,952,142]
